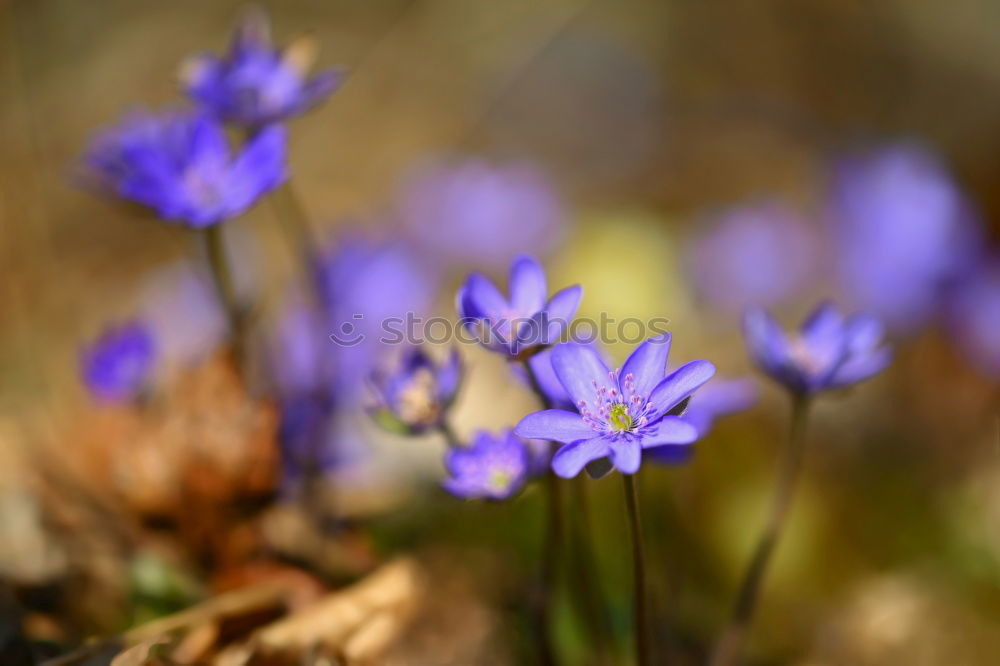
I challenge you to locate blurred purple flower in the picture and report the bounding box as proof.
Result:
[397,159,566,271]
[457,255,581,359]
[947,260,1000,379]
[744,302,891,395]
[181,8,343,127]
[369,346,462,435]
[268,234,438,485]
[829,143,981,332]
[515,335,713,478]
[442,430,529,501]
[84,109,286,227]
[688,201,822,312]
[81,322,156,403]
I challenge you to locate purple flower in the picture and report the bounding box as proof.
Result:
[442,430,529,500]
[515,334,714,478]
[396,159,565,272]
[743,302,891,395]
[180,9,343,127]
[369,346,462,435]
[828,143,981,332]
[81,322,156,403]
[947,260,1000,379]
[84,109,286,227]
[688,200,822,312]
[457,255,582,359]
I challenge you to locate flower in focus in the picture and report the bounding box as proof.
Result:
[947,260,1000,379]
[442,430,529,501]
[84,109,286,227]
[828,143,981,332]
[688,200,822,312]
[644,376,758,464]
[457,255,581,359]
[81,322,156,403]
[180,8,343,127]
[369,347,462,435]
[515,334,714,477]
[744,302,891,395]
[397,159,565,271]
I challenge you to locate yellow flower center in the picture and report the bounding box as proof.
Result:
[609,403,632,432]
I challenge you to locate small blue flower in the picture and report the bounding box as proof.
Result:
[515,334,714,478]
[81,322,156,403]
[180,9,343,127]
[84,109,286,228]
[369,346,462,435]
[457,255,582,359]
[443,430,529,500]
[743,302,891,395]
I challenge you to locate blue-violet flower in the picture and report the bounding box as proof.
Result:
[369,346,462,435]
[443,430,529,500]
[457,255,581,359]
[81,321,156,403]
[743,302,891,394]
[515,334,714,477]
[84,109,286,227]
[180,9,343,127]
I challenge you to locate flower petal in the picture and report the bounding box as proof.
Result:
[542,285,582,344]
[551,437,611,478]
[648,360,716,416]
[508,255,547,314]
[641,416,699,446]
[459,273,508,319]
[515,409,594,444]
[743,307,789,369]
[844,314,884,352]
[828,347,892,388]
[621,334,672,399]
[610,438,642,475]
[552,342,610,408]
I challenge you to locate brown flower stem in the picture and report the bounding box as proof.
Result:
[711,393,811,666]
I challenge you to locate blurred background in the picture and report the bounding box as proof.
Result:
[2,0,1000,664]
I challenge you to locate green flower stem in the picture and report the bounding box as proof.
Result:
[711,393,812,666]
[623,473,650,666]
[438,420,462,449]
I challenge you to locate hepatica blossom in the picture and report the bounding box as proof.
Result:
[457,255,581,359]
[180,9,343,127]
[84,109,286,227]
[515,335,714,477]
[81,322,156,402]
[397,159,565,271]
[688,200,822,312]
[744,302,891,395]
[369,347,462,435]
[443,430,529,500]
[829,143,981,332]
